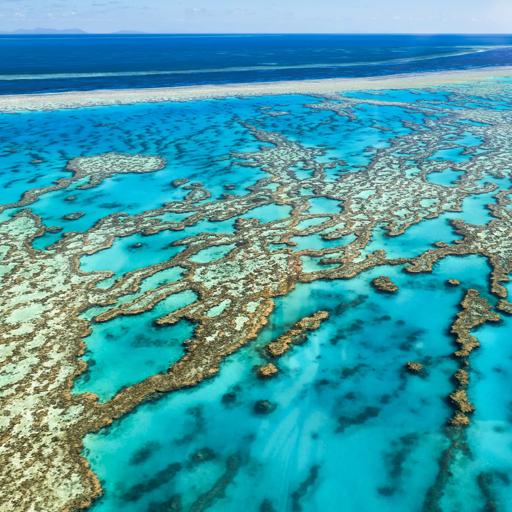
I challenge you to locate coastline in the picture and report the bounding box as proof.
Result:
[1,65,512,112]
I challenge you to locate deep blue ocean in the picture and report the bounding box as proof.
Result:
[1,34,512,94]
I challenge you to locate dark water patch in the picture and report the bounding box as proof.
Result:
[314,378,332,390]
[221,391,238,406]
[380,394,393,405]
[477,472,500,512]
[173,407,205,446]
[187,447,217,468]
[99,202,124,209]
[398,328,427,351]
[260,498,277,512]
[129,441,162,465]
[345,319,365,333]
[221,385,241,407]
[147,494,182,512]
[291,465,320,512]
[421,429,469,512]
[336,405,381,433]
[340,363,369,379]
[378,433,420,497]
[121,462,182,503]
[189,454,241,512]
[253,400,277,415]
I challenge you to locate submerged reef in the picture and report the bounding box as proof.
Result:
[1,78,512,511]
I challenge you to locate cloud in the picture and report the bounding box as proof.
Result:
[1,0,511,34]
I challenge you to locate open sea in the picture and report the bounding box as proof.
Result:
[1,34,512,94]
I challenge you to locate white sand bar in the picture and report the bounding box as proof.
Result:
[2,66,512,113]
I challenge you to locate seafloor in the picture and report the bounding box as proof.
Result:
[1,76,512,512]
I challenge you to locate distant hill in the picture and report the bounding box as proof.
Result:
[1,28,149,35]
[112,30,147,34]
[9,28,87,35]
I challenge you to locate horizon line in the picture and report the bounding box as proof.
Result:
[2,31,512,36]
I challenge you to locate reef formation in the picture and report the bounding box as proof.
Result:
[1,78,512,511]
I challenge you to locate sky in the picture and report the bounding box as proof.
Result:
[1,0,512,34]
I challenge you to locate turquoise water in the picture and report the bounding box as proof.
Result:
[74,295,196,401]
[426,168,464,186]
[364,189,496,260]
[466,314,512,509]
[83,257,491,511]
[257,99,427,170]
[2,83,512,511]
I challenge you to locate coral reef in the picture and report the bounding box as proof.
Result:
[447,289,500,426]
[372,276,399,294]
[1,78,512,510]
[67,152,166,188]
[257,363,279,379]
[265,311,329,358]
[405,361,424,374]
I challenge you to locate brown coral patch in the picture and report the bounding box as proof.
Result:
[371,276,399,294]
[266,311,329,358]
